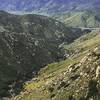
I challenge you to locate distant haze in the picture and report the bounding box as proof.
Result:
[0,0,100,15]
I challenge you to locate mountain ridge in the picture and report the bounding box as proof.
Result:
[53,11,100,28]
[0,0,100,15]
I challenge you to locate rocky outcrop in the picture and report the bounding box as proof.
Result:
[52,49,100,100]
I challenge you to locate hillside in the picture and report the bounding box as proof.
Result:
[13,29,100,100]
[53,11,100,28]
[0,11,91,98]
[0,1,100,100]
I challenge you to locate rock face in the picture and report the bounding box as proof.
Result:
[49,50,100,100]
[0,11,90,97]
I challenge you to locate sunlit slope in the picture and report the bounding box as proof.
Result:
[15,30,100,100]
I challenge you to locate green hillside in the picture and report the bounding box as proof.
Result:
[0,11,100,100]
[13,29,100,100]
[0,11,91,98]
[0,1,100,100]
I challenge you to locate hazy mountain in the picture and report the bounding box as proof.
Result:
[53,11,100,28]
[0,0,100,15]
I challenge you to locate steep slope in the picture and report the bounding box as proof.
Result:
[0,0,100,15]
[14,29,100,100]
[53,11,100,28]
[0,11,91,98]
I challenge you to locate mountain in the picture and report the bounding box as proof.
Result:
[0,0,100,15]
[0,11,91,98]
[0,1,100,99]
[53,11,100,28]
[14,29,100,100]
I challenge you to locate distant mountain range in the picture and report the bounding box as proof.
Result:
[53,11,100,28]
[0,0,100,15]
